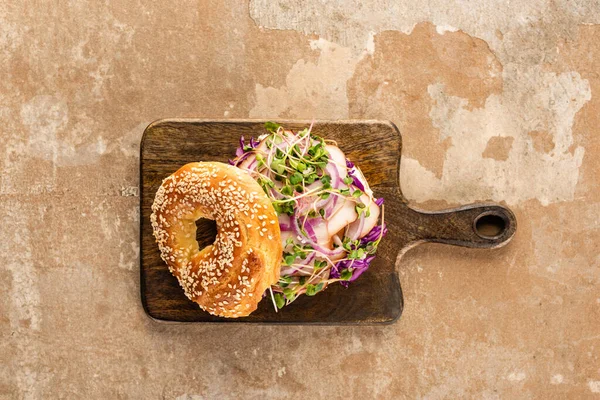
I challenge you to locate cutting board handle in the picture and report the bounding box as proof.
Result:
[406,203,516,249]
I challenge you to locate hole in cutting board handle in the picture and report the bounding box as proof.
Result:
[473,212,507,239]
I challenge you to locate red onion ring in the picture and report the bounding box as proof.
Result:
[324,195,339,218]
[325,161,340,189]
[278,214,292,231]
[246,157,257,171]
[311,243,346,257]
[280,252,316,276]
[303,217,318,242]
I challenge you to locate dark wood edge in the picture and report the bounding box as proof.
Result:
[142,117,403,127]
[139,123,152,320]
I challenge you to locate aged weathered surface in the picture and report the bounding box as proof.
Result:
[1,0,599,398]
[140,120,514,323]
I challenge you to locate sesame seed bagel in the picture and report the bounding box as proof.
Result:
[150,162,282,318]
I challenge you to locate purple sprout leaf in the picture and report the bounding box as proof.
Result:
[347,169,365,192]
[348,256,376,282]
[333,255,377,288]
[330,263,341,279]
[350,173,365,191]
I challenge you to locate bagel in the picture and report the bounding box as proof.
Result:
[150,162,282,318]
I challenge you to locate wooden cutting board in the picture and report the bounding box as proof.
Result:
[140,119,516,324]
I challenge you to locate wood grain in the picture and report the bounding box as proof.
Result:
[140,119,516,324]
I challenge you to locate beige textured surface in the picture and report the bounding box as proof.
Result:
[1,0,599,398]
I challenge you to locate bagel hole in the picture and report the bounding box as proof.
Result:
[195,218,217,248]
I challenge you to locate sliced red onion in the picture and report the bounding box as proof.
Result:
[294,164,338,213]
[324,195,339,218]
[294,182,325,214]
[278,214,292,231]
[294,197,311,216]
[279,224,292,232]
[280,252,316,276]
[311,244,345,257]
[313,193,333,210]
[290,212,308,244]
[325,161,340,189]
[246,157,257,171]
[301,216,318,242]
[302,252,316,265]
